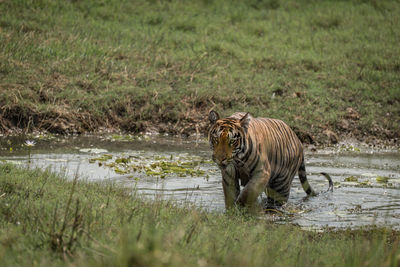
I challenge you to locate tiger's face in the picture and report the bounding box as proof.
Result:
[208,111,250,168]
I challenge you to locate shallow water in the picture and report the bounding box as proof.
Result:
[1,135,399,230]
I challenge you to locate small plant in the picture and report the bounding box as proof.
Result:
[7,140,13,152]
[24,140,36,168]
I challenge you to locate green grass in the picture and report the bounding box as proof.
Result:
[0,163,399,266]
[0,0,399,142]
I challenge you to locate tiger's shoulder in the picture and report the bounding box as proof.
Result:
[227,112,253,120]
[228,113,286,127]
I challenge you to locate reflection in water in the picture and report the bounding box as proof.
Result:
[1,135,399,230]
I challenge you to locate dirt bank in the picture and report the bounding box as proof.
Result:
[0,105,398,148]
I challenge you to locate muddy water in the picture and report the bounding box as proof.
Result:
[1,135,399,230]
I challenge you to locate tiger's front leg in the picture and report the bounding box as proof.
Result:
[235,166,271,211]
[221,165,240,209]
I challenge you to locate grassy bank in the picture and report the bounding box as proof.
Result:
[0,0,399,144]
[0,163,399,266]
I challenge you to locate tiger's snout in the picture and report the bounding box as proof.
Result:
[212,154,232,168]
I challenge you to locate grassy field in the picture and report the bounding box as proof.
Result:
[0,163,399,266]
[0,0,399,144]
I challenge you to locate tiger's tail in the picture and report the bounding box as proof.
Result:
[299,158,333,196]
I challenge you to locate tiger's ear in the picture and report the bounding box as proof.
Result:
[208,110,220,124]
[240,112,250,131]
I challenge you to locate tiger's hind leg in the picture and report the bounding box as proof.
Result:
[264,174,295,209]
[264,186,289,209]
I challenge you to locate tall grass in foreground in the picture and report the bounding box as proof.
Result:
[0,163,399,266]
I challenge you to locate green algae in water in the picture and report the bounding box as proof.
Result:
[89,153,207,178]
[376,176,389,183]
[146,161,205,177]
[145,170,163,176]
[342,176,375,188]
[89,154,113,163]
[357,180,372,187]
[344,176,358,182]
[339,144,361,152]
[109,134,140,142]
[114,167,129,174]
[115,157,129,164]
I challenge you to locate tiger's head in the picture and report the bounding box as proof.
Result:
[208,111,250,168]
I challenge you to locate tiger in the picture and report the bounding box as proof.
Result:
[208,110,333,211]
